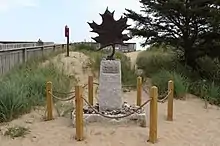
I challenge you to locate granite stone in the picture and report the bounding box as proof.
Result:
[98,59,122,111]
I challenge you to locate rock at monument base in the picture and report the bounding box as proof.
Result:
[98,59,122,111]
[71,112,147,127]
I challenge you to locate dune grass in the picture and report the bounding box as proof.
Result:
[136,46,220,105]
[0,51,73,122]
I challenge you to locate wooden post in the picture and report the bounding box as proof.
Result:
[46,81,53,121]
[167,80,174,121]
[88,76,94,106]
[65,25,70,56]
[75,85,84,141]
[137,76,142,106]
[149,86,158,144]
[67,35,70,57]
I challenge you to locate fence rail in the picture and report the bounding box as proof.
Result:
[0,44,66,75]
[0,41,137,75]
[0,42,54,50]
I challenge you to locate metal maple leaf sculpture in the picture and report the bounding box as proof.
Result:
[88,7,131,60]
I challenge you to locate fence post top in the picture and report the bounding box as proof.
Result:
[151,86,158,90]
[168,80,173,83]
[75,85,82,87]
[47,81,52,84]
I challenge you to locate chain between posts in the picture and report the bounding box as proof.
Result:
[82,96,151,119]
[53,90,75,95]
[142,86,171,103]
[48,84,90,102]
[157,91,171,103]
[49,91,75,101]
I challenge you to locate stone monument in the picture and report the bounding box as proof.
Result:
[87,7,131,111]
[72,7,146,127]
[99,59,122,111]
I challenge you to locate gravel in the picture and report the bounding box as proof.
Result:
[83,102,144,115]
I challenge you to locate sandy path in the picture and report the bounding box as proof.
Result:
[1,51,220,146]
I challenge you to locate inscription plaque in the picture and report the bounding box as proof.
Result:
[102,65,119,74]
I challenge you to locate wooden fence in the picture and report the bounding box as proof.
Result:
[0,42,54,50]
[0,42,137,75]
[0,44,67,75]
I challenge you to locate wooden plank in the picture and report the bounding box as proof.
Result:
[0,53,3,75]
[0,44,67,74]
[18,51,23,65]
[2,53,6,74]
[4,52,10,73]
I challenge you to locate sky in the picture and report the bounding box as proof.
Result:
[0,0,145,49]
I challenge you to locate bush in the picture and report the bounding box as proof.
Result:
[151,70,189,98]
[136,50,178,76]
[205,82,220,104]
[4,126,30,138]
[172,72,189,98]
[0,59,72,122]
[136,49,198,80]
[196,56,220,82]
[137,46,220,105]
[151,69,172,95]
[189,80,220,104]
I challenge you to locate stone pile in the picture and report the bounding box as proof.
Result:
[82,102,144,115]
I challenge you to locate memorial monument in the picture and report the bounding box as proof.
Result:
[72,8,146,127]
[88,7,131,111]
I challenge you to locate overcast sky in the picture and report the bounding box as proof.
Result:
[0,0,145,49]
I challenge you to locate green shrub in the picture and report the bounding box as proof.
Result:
[136,49,198,80]
[4,126,30,138]
[137,46,220,104]
[189,80,205,97]
[136,50,177,76]
[151,70,189,98]
[196,56,220,82]
[172,72,189,97]
[206,82,220,104]
[151,70,172,95]
[189,80,220,104]
[0,60,72,122]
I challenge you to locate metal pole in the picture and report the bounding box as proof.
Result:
[67,35,69,57]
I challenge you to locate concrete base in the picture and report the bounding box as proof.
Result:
[72,112,147,127]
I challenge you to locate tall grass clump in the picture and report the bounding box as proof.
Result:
[136,50,178,77]
[74,44,137,86]
[0,55,72,122]
[138,45,220,104]
[151,70,189,98]
[189,80,220,104]
[196,56,220,82]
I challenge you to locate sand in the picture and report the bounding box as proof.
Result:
[1,51,220,146]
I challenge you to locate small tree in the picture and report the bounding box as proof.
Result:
[125,0,220,68]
